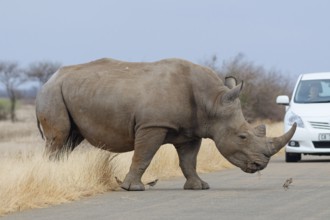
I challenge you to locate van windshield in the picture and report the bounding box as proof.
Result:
[294,79,330,103]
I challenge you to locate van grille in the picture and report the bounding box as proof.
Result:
[313,141,330,148]
[309,121,330,130]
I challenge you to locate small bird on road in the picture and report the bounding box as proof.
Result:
[283,178,293,190]
[146,179,158,187]
[115,176,123,185]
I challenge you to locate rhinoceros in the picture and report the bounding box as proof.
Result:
[36,58,296,191]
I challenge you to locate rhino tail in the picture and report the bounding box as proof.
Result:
[37,117,45,140]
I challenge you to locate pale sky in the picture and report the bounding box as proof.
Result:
[1,0,330,78]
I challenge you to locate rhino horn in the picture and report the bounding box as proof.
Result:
[266,123,297,156]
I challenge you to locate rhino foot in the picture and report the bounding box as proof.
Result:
[184,179,210,190]
[121,181,145,191]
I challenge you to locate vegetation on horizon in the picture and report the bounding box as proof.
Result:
[0,61,61,122]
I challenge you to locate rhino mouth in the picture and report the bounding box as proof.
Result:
[242,161,267,174]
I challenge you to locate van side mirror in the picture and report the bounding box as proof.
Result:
[276,95,290,105]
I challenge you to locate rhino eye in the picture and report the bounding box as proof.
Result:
[238,133,248,140]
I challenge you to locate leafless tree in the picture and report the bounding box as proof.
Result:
[0,61,27,122]
[26,61,61,86]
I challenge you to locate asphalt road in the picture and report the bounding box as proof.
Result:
[3,155,330,220]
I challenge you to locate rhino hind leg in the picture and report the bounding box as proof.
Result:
[65,120,85,152]
[121,128,167,191]
[175,139,210,190]
[41,117,70,160]
[37,95,83,160]
[42,118,84,160]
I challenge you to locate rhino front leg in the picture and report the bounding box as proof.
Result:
[121,128,167,191]
[175,139,210,190]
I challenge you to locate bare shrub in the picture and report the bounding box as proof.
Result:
[203,54,293,121]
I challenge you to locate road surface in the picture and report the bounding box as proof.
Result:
[3,155,330,220]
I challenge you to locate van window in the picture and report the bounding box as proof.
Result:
[294,79,330,103]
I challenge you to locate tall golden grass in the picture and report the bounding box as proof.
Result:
[0,105,284,216]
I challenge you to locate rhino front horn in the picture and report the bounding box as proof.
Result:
[267,123,297,156]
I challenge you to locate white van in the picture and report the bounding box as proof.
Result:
[276,72,330,162]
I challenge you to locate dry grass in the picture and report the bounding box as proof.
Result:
[0,148,118,215]
[0,105,284,216]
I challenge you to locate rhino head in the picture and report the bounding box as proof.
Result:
[209,77,296,173]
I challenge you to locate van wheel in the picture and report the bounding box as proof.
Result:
[285,152,301,162]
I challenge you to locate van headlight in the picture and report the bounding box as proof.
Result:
[286,111,304,128]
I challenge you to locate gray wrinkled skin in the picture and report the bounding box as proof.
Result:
[36,58,296,191]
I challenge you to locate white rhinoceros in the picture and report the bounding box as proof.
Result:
[36,58,296,191]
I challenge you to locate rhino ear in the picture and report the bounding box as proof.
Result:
[225,76,237,89]
[222,82,243,103]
